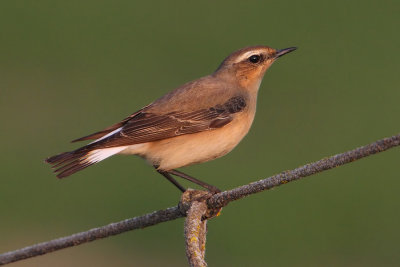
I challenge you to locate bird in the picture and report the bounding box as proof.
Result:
[45,45,297,193]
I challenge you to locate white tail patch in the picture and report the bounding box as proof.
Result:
[83,146,127,164]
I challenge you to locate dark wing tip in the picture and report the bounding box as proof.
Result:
[71,133,102,143]
[71,137,86,143]
[71,120,128,143]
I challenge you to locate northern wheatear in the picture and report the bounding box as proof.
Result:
[46,45,296,192]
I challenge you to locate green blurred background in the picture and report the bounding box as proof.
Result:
[1,1,399,266]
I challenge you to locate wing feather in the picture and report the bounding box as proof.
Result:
[45,96,247,178]
[79,96,247,150]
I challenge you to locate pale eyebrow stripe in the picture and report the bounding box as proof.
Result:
[233,49,265,63]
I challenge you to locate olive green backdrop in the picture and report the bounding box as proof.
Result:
[1,1,399,266]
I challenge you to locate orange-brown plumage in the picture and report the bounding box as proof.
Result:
[45,45,296,191]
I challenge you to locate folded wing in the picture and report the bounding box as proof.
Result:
[45,95,246,178]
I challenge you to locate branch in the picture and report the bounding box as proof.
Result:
[0,206,183,265]
[182,190,210,267]
[208,133,400,208]
[1,133,399,265]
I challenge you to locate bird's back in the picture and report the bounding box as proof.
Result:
[147,75,246,114]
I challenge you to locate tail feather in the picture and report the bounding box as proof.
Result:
[56,160,93,178]
[54,159,85,174]
[45,146,127,178]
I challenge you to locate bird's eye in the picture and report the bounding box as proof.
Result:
[248,54,261,63]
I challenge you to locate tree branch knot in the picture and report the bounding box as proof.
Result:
[179,189,222,220]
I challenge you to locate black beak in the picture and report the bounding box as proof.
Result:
[275,47,297,58]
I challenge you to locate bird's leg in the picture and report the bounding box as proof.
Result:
[168,169,221,193]
[155,166,186,192]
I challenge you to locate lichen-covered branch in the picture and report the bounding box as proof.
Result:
[182,190,209,267]
[1,133,399,266]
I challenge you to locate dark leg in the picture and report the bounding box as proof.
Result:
[168,169,221,193]
[155,168,186,192]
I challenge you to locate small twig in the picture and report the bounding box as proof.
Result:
[183,194,208,267]
[1,133,399,265]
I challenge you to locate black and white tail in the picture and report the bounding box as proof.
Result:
[45,146,126,178]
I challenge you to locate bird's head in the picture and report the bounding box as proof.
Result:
[214,46,297,90]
